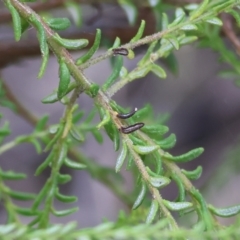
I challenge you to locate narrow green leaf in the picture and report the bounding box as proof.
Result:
[120,66,128,78]
[57,173,72,184]
[9,190,36,201]
[113,127,120,151]
[146,200,159,224]
[102,56,123,91]
[166,37,179,50]
[132,182,147,210]
[129,134,145,145]
[190,0,209,20]
[141,125,169,139]
[42,82,77,104]
[64,158,86,170]
[91,129,103,143]
[6,1,21,41]
[138,41,157,66]
[163,200,193,211]
[180,24,198,30]
[51,207,79,217]
[149,176,170,188]
[44,124,64,152]
[97,110,111,129]
[151,64,167,79]
[58,59,71,100]
[115,143,128,172]
[161,13,169,30]
[35,115,48,132]
[181,166,202,180]
[156,133,177,150]
[70,126,84,142]
[0,170,26,180]
[133,145,159,155]
[76,29,101,65]
[209,205,240,217]
[32,180,50,211]
[55,188,77,203]
[227,9,240,27]
[163,148,204,162]
[46,18,71,31]
[35,150,55,176]
[206,17,223,26]
[15,207,39,216]
[179,36,198,45]
[172,175,185,202]
[31,17,49,78]
[30,138,42,154]
[130,20,145,42]
[64,1,82,26]
[54,35,88,50]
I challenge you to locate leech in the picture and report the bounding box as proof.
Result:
[121,122,144,134]
[112,47,129,56]
[117,108,138,119]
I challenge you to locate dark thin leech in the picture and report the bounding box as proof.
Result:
[121,122,144,134]
[117,108,138,119]
[112,47,129,56]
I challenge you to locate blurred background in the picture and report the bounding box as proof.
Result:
[1,0,240,227]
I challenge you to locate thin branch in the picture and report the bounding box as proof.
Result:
[221,12,240,55]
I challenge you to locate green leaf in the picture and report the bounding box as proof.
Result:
[130,20,146,42]
[70,126,84,142]
[166,36,179,50]
[156,133,176,150]
[227,9,240,27]
[133,145,159,155]
[64,158,86,170]
[149,176,170,188]
[64,1,82,26]
[97,110,111,129]
[91,129,103,143]
[138,41,157,66]
[0,170,26,180]
[58,59,71,99]
[51,207,79,217]
[146,200,159,224]
[190,0,209,20]
[172,174,185,202]
[76,29,101,65]
[209,204,240,217]
[163,200,193,211]
[46,18,71,31]
[35,150,55,176]
[182,166,202,180]
[151,64,167,79]
[180,24,198,30]
[31,17,49,78]
[15,207,39,216]
[55,188,77,203]
[9,190,36,201]
[102,56,123,91]
[163,147,204,162]
[161,13,169,30]
[57,173,72,184]
[54,35,89,50]
[132,182,147,210]
[113,127,120,151]
[35,115,48,132]
[179,36,198,45]
[42,82,77,104]
[6,1,21,41]
[141,125,169,139]
[115,143,128,172]
[206,17,223,26]
[120,66,128,78]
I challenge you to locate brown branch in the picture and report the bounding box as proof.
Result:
[221,12,240,55]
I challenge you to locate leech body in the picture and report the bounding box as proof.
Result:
[121,122,144,134]
[112,47,129,56]
[117,108,138,119]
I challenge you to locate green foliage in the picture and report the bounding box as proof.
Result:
[1,0,240,239]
